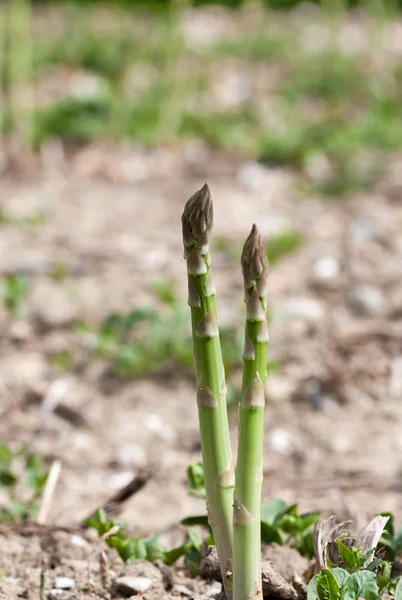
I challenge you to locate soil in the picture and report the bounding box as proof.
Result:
[0,7,402,599]
[0,140,400,598]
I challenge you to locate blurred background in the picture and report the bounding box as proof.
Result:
[0,0,402,542]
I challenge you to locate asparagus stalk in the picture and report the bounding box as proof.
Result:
[182,184,234,599]
[233,225,269,600]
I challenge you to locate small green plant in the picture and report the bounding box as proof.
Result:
[377,513,402,561]
[260,498,319,558]
[49,349,73,371]
[1,274,30,318]
[308,516,402,600]
[0,443,49,523]
[77,286,248,395]
[86,508,204,576]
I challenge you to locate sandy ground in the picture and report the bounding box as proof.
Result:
[0,140,401,597]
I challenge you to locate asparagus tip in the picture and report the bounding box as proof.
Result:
[182,184,213,252]
[241,224,269,296]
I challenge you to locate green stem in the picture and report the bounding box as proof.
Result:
[182,185,234,599]
[233,225,269,600]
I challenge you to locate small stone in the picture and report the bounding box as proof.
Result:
[71,535,88,547]
[54,577,75,590]
[349,286,386,317]
[143,413,178,443]
[313,257,340,279]
[268,429,293,454]
[115,576,152,596]
[204,581,222,596]
[117,445,147,466]
[277,297,325,322]
[30,280,77,330]
[173,584,194,597]
[390,356,402,398]
[48,591,68,600]
[350,218,375,242]
[266,375,297,404]
[9,320,33,342]
[107,472,134,490]
[330,434,352,454]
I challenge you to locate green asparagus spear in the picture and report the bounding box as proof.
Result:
[233,225,269,600]
[182,184,234,598]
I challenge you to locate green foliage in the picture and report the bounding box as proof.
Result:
[308,568,394,600]
[77,281,249,384]
[86,508,205,575]
[32,98,112,147]
[0,443,49,523]
[187,462,206,500]
[210,30,292,61]
[378,513,402,561]
[36,32,130,80]
[49,349,73,371]
[1,275,31,318]
[265,230,305,265]
[260,498,320,558]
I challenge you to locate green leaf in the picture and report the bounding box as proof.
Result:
[0,444,13,465]
[330,568,350,590]
[308,575,319,600]
[188,529,203,550]
[336,541,363,570]
[0,469,17,486]
[143,535,167,562]
[395,578,402,600]
[261,498,289,525]
[187,462,205,491]
[261,521,283,545]
[181,515,210,529]
[316,569,340,600]
[164,543,187,565]
[184,545,202,577]
[343,571,378,600]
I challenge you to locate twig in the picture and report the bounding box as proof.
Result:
[82,467,153,526]
[37,460,62,525]
[39,557,46,600]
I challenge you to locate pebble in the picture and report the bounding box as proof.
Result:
[268,429,294,454]
[54,577,75,590]
[107,472,134,490]
[349,285,386,317]
[9,320,33,342]
[115,576,152,596]
[143,413,178,443]
[48,591,68,600]
[70,535,88,547]
[277,297,325,322]
[266,375,297,404]
[350,218,375,242]
[390,356,402,398]
[205,581,223,596]
[313,257,340,279]
[17,352,49,386]
[117,444,146,466]
[173,584,194,597]
[30,280,77,329]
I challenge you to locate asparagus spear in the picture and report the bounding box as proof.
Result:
[233,225,269,600]
[182,184,234,598]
